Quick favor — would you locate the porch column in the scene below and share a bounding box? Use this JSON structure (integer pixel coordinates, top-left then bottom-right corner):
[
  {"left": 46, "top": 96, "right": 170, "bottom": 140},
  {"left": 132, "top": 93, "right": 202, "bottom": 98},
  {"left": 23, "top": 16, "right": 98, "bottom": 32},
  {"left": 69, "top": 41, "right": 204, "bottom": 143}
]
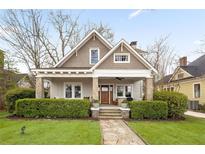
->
[
  {"left": 92, "top": 77, "right": 99, "bottom": 101},
  {"left": 36, "top": 77, "right": 44, "bottom": 98},
  {"left": 144, "top": 77, "right": 153, "bottom": 100}
]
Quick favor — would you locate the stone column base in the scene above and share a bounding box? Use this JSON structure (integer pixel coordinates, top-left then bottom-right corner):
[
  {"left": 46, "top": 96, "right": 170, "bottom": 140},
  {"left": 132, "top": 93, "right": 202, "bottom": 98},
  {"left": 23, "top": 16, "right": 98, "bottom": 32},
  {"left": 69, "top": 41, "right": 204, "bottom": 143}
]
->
[
  {"left": 120, "top": 108, "right": 130, "bottom": 119},
  {"left": 91, "top": 107, "right": 99, "bottom": 119}
]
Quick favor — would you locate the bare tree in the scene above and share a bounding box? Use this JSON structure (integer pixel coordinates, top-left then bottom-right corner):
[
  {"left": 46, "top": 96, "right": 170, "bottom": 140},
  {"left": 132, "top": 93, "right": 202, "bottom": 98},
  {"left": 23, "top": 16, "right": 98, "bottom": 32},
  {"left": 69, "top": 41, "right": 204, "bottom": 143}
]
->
[
  {"left": 83, "top": 21, "right": 114, "bottom": 44},
  {"left": 0, "top": 10, "right": 47, "bottom": 72},
  {"left": 194, "top": 39, "right": 205, "bottom": 55},
  {"left": 145, "top": 35, "right": 177, "bottom": 81},
  {"left": 49, "top": 10, "right": 81, "bottom": 59},
  {"left": 0, "top": 10, "right": 115, "bottom": 72}
]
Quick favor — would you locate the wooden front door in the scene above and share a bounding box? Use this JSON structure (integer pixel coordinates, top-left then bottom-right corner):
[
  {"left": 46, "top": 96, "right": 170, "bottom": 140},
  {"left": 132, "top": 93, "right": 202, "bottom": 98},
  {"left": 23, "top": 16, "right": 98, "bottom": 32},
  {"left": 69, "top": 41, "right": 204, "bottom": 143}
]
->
[{"left": 100, "top": 85, "right": 113, "bottom": 104}]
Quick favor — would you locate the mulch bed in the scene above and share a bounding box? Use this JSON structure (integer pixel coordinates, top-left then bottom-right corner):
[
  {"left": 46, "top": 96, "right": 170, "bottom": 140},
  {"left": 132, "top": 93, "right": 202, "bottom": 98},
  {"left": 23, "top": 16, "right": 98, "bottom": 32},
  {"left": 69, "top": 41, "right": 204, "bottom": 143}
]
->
[{"left": 6, "top": 114, "right": 98, "bottom": 121}]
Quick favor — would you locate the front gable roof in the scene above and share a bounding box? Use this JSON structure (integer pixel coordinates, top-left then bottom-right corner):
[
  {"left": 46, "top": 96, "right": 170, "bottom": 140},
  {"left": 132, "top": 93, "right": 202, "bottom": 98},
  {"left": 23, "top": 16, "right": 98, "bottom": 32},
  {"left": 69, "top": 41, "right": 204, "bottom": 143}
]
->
[
  {"left": 168, "top": 66, "right": 193, "bottom": 82},
  {"left": 54, "top": 29, "right": 113, "bottom": 68},
  {"left": 90, "top": 39, "right": 158, "bottom": 74}
]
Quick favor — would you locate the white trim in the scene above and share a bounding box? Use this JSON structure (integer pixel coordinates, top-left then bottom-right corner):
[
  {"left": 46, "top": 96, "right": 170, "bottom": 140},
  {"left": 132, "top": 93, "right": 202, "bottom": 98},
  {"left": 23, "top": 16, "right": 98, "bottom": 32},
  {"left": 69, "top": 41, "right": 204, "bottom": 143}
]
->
[
  {"left": 32, "top": 69, "right": 92, "bottom": 73},
  {"left": 193, "top": 82, "right": 201, "bottom": 99},
  {"left": 64, "top": 82, "right": 83, "bottom": 99},
  {"left": 93, "top": 69, "right": 152, "bottom": 78},
  {"left": 90, "top": 39, "right": 158, "bottom": 74},
  {"left": 89, "top": 47, "right": 100, "bottom": 65},
  {"left": 36, "top": 74, "right": 93, "bottom": 78},
  {"left": 116, "top": 84, "right": 133, "bottom": 98},
  {"left": 113, "top": 53, "right": 130, "bottom": 63},
  {"left": 54, "top": 29, "right": 113, "bottom": 67}
]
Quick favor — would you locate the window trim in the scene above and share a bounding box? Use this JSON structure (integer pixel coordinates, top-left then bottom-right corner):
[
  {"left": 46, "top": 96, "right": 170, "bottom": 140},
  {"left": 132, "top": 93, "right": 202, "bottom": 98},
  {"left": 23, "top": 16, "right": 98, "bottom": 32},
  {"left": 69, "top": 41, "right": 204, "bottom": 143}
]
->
[
  {"left": 64, "top": 82, "right": 83, "bottom": 99},
  {"left": 116, "top": 84, "right": 133, "bottom": 98},
  {"left": 89, "top": 48, "right": 100, "bottom": 65},
  {"left": 193, "top": 82, "right": 201, "bottom": 99},
  {"left": 113, "top": 53, "right": 130, "bottom": 63}
]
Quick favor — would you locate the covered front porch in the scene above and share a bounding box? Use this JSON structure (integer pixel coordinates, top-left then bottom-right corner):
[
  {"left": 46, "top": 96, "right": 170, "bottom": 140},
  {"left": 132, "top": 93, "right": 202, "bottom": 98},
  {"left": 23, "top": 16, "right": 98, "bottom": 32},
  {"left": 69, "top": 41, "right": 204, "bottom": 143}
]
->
[
  {"left": 33, "top": 68, "right": 154, "bottom": 104},
  {"left": 35, "top": 76, "right": 153, "bottom": 105}
]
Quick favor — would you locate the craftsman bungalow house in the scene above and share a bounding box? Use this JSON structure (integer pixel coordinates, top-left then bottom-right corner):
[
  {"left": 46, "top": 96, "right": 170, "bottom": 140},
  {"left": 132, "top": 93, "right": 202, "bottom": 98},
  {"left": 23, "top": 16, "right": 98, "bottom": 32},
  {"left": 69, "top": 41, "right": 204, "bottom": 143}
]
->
[{"left": 32, "top": 30, "right": 157, "bottom": 107}]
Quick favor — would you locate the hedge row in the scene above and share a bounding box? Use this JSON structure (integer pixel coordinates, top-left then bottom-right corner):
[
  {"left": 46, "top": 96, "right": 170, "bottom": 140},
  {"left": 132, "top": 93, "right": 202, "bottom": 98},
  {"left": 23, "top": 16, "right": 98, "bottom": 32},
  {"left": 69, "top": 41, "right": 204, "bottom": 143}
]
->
[
  {"left": 154, "top": 91, "right": 188, "bottom": 119},
  {"left": 129, "top": 100, "right": 168, "bottom": 120},
  {"left": 15, "top": 99, "right": 91, "bottom": 118},
  {"left": 5, "top": 88, "right": 35, "bottom": 113}
]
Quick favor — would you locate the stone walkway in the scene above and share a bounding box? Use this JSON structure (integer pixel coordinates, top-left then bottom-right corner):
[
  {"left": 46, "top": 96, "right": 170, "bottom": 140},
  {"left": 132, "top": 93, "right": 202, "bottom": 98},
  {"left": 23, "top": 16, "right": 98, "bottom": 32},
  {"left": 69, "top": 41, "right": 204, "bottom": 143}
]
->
[
  {"left": 185, "top": 111, "right": 205, "bottom": 118},
  {"left": 100, "top": 120, "right": 145, "bottom": 145}
]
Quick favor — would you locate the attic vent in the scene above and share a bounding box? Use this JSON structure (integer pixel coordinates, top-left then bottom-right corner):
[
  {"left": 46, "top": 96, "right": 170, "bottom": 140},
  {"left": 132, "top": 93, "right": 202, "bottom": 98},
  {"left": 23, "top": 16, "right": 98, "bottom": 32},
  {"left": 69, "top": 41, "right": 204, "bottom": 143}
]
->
[{"left": 177, "top": 73, "right": 184, "bottom": 79}]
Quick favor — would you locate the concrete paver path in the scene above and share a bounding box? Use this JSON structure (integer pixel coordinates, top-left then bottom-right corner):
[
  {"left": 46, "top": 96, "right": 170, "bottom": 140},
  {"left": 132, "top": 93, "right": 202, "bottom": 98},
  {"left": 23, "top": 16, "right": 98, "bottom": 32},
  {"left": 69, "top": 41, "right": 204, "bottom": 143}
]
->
[
  {"left": 100, "top": 119, "right": 145, "bottom": 145},
  {"left": 185, "top": 111, "right": 205, "bottom": 118}
]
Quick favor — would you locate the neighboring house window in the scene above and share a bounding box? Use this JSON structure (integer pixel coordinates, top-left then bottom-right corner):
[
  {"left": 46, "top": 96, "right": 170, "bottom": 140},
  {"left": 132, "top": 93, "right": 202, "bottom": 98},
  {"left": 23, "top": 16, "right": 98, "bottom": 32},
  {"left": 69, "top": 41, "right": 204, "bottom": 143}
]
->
[
  {"left": 167, "top": 87, "right": 170, "bottom": 91},
  {"left": 170, "top": 87, "right": 174, "bottom": 91},
  {"left": 177, "top": 73, "right": 184, "bottom": 79},
  {"left": 90, "top": 48, "right": 100, "bottom": 64},
  {"left": 117, "top": 85, "right": 132, "bottom": 98},
  {"left": 194, "top": 83, "right": 200, "bottom": 98},
  {"left": 65, "top": 83, "right": 82, "bottom": 99},
  {"left": 114, "top": 53, "right": 130, "bottom": 63}
]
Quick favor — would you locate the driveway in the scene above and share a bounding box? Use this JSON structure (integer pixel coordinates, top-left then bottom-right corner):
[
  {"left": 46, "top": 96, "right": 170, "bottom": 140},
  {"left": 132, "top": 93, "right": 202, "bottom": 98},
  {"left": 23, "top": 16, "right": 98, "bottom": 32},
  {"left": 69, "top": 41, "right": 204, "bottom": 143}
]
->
[
  {"left": 185, "top": 111, "right": 205, "bottom": 118},
  {"left": 100, "top": 119, "right": 145, "bottom": 145}
]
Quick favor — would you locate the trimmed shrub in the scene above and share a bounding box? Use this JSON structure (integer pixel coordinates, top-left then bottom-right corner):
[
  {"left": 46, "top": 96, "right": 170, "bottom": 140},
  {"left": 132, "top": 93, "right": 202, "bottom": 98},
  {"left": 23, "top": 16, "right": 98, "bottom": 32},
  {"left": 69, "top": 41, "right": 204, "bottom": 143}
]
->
[
  {"left": 15, "top": 98, "right": 91, "bottom": 118},
  {"left": 154, "top": 91, "right": 188, "bottom": 119},
  {"left": 5, "top": 88, "right": 35, "bottom": 113},
  {"left": 129, "top": 100, "right": 168, "bottom": 120}
]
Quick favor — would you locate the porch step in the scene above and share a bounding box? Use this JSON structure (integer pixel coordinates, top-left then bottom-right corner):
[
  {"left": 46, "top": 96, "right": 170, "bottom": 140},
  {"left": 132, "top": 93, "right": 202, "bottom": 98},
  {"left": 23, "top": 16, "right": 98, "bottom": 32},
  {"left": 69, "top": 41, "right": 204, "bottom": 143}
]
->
[
  {"left": 100, "top": 112, "right": 122, "bottom": 116},
  {"left": 99, "top": 108, "right": 122, "bottom": 119},
  {"left": 100, "top": 109, "right": 121, "bottom": 113},
  {"left": 99, "top": 115, "right": 123, "bottom": 119}
]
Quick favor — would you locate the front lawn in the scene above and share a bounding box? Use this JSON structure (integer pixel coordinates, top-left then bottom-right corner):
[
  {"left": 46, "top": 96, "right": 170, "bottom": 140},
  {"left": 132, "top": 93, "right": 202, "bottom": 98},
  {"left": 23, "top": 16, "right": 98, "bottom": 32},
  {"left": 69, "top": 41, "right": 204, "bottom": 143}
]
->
[
  {"left": 0, "top": 112, "right": 101, "bottom": 145},
  {"left": 128, "top": 116, "right": 205, "bottom": 145}
]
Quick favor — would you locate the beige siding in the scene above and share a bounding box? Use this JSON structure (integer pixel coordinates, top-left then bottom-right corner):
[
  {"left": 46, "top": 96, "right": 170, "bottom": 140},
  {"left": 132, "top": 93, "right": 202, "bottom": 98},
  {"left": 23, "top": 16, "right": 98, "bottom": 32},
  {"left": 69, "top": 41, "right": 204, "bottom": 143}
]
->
[
  {"left": 61, "top": 37, "right": 109, "bottom": 68},
  {"left": 97, "top": 46, "right": 147, "bottom": 69}
]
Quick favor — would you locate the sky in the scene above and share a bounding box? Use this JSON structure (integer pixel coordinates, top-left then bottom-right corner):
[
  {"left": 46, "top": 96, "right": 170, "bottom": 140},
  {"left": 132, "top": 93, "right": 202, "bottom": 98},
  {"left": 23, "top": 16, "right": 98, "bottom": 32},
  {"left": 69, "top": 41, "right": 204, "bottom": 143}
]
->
[{"left": 1, "top": 9, "right": 205, "bottom": 73}]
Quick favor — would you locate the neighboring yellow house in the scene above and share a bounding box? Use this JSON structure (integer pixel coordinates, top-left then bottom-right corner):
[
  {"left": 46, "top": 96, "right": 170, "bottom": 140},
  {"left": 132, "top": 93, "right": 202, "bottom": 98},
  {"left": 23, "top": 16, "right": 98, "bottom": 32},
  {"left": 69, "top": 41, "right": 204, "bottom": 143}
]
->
[{"left": 156, "top": 56, "right": 205, "bottom": 106}]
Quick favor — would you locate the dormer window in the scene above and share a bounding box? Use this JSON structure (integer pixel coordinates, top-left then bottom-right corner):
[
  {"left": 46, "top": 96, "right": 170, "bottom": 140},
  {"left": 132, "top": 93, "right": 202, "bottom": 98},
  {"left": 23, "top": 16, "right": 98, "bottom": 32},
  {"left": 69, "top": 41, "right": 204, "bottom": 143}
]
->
[
  {"left": 89, "top": 48, "right": 100, "bottom": 64},
  {"left": 114, "top": 53, "right": 130, "bottom": 63}
]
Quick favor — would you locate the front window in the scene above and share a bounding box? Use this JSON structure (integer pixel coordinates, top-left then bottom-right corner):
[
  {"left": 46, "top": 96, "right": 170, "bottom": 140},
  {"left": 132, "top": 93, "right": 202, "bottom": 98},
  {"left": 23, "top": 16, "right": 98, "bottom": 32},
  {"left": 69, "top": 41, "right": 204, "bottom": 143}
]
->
[
  {"left": 194, "top": 84, "right": 200, "bottom": 98},
  {"left": 114, "top": 53, "right": 130, "bottom": 63},
  {"left": 65, "top": 83, "right": 82, "bottom": 99},
  {"left": 74, "top": 85, "right": 81, "bottom": 98},
  {"left": 65, "top": 84, "right": 72, "bottom": 98},
  {"left": 117, "top": 85, "right": 124, "bottom": 97},
  {"left": 90, "top": 48, "right": 99, "bottom": 64},
  {"left": 117, "top": 85, "right": 132, "bottom": 98},
  {"left": 125, "top": 85, "right": 132, "bottom": 97}
]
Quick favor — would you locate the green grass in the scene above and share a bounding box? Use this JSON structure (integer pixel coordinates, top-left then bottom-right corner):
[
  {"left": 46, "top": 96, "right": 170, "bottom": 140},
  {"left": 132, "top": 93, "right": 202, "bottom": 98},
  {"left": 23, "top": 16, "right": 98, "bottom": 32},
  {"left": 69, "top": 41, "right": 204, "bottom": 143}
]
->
[
  {"left": 128, "top": 116, "right": 205, "bottom": 145},
  {"left": 0, "top": 112, "right": 101, "bottom": 145}
]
